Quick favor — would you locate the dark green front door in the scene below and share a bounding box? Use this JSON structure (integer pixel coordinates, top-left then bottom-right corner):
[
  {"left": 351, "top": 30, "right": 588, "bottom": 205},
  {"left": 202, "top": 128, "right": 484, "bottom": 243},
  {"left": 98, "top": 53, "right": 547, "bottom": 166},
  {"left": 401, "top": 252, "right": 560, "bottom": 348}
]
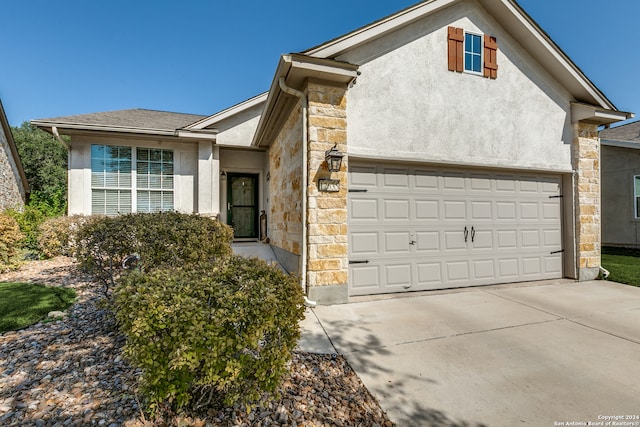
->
[{"left": 227, "top": 173, "right": 258, "bottom": 238}]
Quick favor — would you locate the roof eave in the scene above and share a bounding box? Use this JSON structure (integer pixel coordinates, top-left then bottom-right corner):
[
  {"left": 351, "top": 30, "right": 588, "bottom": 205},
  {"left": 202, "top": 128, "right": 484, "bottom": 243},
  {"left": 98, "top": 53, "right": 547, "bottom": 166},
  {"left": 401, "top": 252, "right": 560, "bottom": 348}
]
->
[
  {"left": 31, "top": 120, "right": 179, "bottom": 137},
  {"left": 252, "top": 54, "right": 359, "bottom": 148},
  {"left": 571, "top": 103, "right": 634, "bottom": 126}
]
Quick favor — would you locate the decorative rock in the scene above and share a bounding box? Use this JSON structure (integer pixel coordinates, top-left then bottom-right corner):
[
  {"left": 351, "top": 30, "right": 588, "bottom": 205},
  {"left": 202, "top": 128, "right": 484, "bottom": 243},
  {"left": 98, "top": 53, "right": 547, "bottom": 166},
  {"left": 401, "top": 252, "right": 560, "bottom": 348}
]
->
[
  {"left": 0, "top": 257, "right": 395, "bottom": 427},
  {"left": 47, "top": 311, "right": 66, "bottom": 319}
]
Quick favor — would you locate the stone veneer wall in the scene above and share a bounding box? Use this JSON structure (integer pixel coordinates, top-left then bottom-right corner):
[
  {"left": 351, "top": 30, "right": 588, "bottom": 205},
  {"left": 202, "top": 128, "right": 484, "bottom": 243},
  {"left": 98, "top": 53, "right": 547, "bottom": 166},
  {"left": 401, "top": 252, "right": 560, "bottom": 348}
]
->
[
  {"left": 268, "top": 102, "right": 304, "bottom": 257},
  {"left": 0, "top": 127, "right": 25, "bottom": 211},
  {"left": 573, "top": 122, "right": 600, "bottom": 280},
  {"left": 306, "top": 80, "right": 349, "bottom": 303}
]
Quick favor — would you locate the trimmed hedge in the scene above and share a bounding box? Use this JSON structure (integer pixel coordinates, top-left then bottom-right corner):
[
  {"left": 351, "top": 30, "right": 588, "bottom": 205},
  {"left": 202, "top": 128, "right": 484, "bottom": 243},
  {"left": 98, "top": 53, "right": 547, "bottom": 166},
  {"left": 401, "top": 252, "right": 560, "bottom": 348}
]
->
[
  {"left": 114, "top": 257, "right": 305, "bottom": 412},
  {"left": 74, "top": 212, "right": 234, "bottom": 296}
]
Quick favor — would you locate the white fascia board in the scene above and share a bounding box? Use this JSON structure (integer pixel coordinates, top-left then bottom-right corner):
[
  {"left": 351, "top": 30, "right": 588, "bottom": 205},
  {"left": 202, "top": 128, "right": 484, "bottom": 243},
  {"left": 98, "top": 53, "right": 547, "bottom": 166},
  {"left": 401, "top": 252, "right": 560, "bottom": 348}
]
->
[
  {"left": 305, "top": 0, "right": 457, "bottom": 58},
  {"left": 184, "top": 93, "right": 268, "bottom": 130},
  {"left": 30, "top": 121, "right": 176, "bottom": 136},
  {"left": 571, "top": 103, "right": 634, "bottom": 125}
]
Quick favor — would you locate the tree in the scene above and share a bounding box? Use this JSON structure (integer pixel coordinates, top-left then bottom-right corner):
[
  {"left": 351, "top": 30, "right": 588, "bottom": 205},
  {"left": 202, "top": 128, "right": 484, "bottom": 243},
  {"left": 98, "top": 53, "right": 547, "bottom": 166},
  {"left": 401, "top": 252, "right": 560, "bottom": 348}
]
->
[{"left": 11, "top": 122, "right": 68, "bottom": 212}]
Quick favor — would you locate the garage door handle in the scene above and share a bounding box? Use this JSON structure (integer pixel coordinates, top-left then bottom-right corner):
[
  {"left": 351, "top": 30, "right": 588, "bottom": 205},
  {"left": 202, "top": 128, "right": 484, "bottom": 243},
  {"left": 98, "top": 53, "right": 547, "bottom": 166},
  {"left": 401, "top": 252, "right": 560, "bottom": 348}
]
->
[
  {"left": 349, "top": 260, "right": 370, "bottom": 264},
  {"left": 464, "top": 226, "right": 469, "bottom": 243},
  {"left": 471, "top": 226, "right": 476, "bottom": 243}
]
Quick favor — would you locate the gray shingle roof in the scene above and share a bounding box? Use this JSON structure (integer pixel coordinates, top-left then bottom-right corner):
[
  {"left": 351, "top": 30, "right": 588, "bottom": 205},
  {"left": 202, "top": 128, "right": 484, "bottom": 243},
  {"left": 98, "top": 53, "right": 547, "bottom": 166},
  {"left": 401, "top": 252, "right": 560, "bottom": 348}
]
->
[
  {"left": 36, "top": 109, "right": 207, "bottom": 131},
  {"left": 600, "top": 120, "right": 640, "bottom": 143}
]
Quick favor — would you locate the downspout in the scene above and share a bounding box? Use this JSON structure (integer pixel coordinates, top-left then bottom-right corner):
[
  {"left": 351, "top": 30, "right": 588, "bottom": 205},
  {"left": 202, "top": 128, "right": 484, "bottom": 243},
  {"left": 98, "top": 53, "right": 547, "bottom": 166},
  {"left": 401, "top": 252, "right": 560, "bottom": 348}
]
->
[
  {"left": 51, "top": 126, "right": 70, "bottom": 150},
  {"left": 278, "top": 77, "right": 317, "bottom": 308}
]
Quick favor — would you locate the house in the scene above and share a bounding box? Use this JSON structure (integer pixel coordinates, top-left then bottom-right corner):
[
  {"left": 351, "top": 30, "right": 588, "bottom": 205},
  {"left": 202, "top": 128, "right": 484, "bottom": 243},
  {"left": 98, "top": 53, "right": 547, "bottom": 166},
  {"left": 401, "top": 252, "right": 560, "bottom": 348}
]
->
[
  {"left": 600, "top": 121, "right": 640, "bottom": 248},
  {"left": 0, "top": 99, "right": 29, "bottom": 210},
  {"left": 33, "top": 0, "right": 633, "bottom": 304}
]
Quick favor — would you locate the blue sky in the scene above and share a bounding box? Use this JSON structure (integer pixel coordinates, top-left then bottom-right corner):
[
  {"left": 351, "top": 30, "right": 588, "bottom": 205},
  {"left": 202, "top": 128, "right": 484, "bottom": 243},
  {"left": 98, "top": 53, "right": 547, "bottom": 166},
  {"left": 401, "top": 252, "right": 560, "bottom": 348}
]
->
[{"left": 1, "top": 0, "right": 638, "bottom": 126}]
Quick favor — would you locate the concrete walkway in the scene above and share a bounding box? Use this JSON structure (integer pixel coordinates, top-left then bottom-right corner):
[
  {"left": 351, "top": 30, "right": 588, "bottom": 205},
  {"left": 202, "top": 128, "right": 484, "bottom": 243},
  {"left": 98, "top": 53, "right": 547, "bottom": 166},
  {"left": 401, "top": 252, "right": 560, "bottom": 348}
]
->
[{"left": 299, "top": 280, "right": 640, "bottom": 426}]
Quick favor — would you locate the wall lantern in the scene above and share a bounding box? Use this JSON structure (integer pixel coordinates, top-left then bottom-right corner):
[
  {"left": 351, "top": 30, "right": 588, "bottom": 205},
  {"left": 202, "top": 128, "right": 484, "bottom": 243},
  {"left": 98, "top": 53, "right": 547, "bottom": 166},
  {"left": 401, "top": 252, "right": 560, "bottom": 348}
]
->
[
  {"left": 318, "top": 178, "right": 341, "bottom": 192},
  {"left": 324, "top": 144, "right": 344, "bottom": 173}
]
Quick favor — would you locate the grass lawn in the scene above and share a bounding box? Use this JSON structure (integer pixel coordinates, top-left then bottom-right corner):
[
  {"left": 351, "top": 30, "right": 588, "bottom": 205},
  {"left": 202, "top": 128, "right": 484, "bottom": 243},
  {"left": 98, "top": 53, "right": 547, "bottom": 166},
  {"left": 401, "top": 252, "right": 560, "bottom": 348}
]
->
[
  {"left": 602, "top": 247, "right": 640, "bottom": 287},
  {"left": 0, "top": 282, "right": 77, "bottom": 333}
]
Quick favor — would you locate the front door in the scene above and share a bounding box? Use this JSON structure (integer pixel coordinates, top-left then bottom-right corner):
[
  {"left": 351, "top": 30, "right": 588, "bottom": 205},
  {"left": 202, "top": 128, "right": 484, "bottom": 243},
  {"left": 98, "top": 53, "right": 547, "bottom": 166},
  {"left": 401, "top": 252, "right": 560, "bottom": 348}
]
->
[{"left": 227, "top": 173, "right": 259, "bottom": 239}]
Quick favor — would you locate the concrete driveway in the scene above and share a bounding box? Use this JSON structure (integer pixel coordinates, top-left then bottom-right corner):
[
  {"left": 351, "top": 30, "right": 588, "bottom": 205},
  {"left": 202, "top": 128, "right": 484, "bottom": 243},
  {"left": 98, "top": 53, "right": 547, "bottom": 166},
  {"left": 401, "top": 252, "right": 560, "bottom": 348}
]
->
[{"left": 302, "top": 280, "right": 640, "bottom": 426}]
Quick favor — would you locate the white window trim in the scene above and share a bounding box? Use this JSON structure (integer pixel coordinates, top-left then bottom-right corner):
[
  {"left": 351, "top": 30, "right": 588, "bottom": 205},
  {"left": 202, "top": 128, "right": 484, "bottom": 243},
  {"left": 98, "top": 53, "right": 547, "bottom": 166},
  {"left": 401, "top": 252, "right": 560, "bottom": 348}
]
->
[
  {"left": 91, "top": 144, "right": 175, "bottom": 215},
  {"left": 463, "top": 31, "right": 483, "bottom": 76},
  {"left": 634, "top": 175, "right": 640, "bottom": 219}
]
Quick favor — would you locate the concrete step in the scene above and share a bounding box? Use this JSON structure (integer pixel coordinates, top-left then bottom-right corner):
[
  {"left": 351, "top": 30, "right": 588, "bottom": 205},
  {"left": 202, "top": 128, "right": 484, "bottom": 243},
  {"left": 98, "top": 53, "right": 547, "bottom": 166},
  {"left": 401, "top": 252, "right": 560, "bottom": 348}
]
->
[{"left": 231, "top": 242, "right": 286, "bottom": 272}]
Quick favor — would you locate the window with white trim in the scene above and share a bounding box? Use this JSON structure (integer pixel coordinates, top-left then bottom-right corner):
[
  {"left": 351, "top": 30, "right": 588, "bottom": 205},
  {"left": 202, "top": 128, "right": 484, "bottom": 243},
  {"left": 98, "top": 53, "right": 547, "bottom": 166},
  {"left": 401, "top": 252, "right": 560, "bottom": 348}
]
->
[
  {"left": 91, "top": 144, "right": 174, "bottom": 215},
  {"left": 464, "top": 32, "right": 482, "bottom": 73},
  {"left": 635, "top": 176, "right": 640, "bottom": 218}
]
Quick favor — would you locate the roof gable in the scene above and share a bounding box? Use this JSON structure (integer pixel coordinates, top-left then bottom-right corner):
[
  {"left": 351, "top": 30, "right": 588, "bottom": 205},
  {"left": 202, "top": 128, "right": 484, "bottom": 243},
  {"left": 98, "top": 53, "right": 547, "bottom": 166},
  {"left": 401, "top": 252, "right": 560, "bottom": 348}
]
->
[
  {"left": 302, "top": 0, "right": 625, "bottom": 113},
  {"left": 0, "top": 99, "right": 29, "bottom": 197}
]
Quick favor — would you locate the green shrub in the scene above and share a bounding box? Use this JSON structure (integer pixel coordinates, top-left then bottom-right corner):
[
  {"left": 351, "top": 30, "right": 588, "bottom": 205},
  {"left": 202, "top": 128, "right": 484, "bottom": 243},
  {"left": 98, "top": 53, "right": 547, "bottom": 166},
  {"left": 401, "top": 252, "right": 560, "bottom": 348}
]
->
[
  {"left": 75, "top": 212, "right": 234, "bottom": 296},
  {"left": 38, "top": 215, "right": 92, "bottom": 258},
  {"left": 114, "top": 256, "right": 305, "bottom": 413},
  {"left": 0, "top": 213, "right": 25, "bottom": 272}
]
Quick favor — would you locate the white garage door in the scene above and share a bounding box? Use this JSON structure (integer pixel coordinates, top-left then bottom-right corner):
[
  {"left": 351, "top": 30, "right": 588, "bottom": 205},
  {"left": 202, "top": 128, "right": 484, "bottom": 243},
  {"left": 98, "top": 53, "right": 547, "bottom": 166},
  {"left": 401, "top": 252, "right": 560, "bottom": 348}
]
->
[{"left": 348, "top": 162, "right": 564, "bottom": 296}]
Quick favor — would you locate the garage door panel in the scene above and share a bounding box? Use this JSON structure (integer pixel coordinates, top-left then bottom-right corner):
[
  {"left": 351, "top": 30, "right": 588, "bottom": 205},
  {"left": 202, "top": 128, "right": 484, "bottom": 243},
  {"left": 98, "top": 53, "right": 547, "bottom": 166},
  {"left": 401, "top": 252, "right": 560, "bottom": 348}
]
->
[
  {"left": 384, "top": 199, "right": 410, "bottom": 220},
  {"left": 351, "top": 264, "right": 381, "bottom": 291},
  {"left": 471, "top": 201, "right": 492, "bottom": 220},
  {"left": 350, "top": 198, "right": 378, "bottom": 220},
  {"left": 496, "top": 202, "right": 517, "bottom": 220},
  {"left": 415, "top": 200, "right": 439, "bottom": 220},
  {"left": 520, "top": 202, "right": 540, "bottom": 219},
  {"left": 446, "top": 260, "right": 471, "bottom": 282},
  {"left": 472, "top": 259, "right": 496, "bottom": 280},
  {"left": 351, "top": 232, "right": 379, "bottom": 255},
  {"left": 386, "top": 264, "right": 412, "bottom": 288},
  {"left": 542, "top": 202, "right": 561, "bottom": 220},
  {"left": 414, "top": 170, "right": 439, "bottom": 188},
  {"left": 383, "top": 168, "right": 410, "bottom": 188},
  {"left": 443, "top": 174, "right": 465, "bottom": 190},
  {"left": 445, "top": 230, "right": 467, "bottom": 250},
  {"left": 497, "top": 230, "right": 518, "bottom": 249},
  {"left": 444, "top": 201, "right": 466, "bottom": 219},
  {"left": 544, "top": 255, "right": 563, "bottom": 274},
  {"left": 349, "top": 163, "right": 564, "bottom": 296},
  {"left": 416, "top": 262, "right": 442, "bottom": 286},
  {"left": 522, "top": 257, "right": 542, "bottom": 275},
  {"left": 470, "top": 174, "right": 492, "bottom": 192},
  {"left": 471, "top": 230, "right": 493, "bottom": 249},
  {"left": 350, "top": 166, "right": 378, "bottom": 187},
  {"left": 415, "top": 231, "right": 441, "bottom": 252},
  {"left": 384, "top": 232, "right": 411, "bottom": 254},
  {"left": 498, "top": 258, "right": 519, "bottom": 277},
  {"left": 521, "top": 230, "right": 541, "bottom": 248}
]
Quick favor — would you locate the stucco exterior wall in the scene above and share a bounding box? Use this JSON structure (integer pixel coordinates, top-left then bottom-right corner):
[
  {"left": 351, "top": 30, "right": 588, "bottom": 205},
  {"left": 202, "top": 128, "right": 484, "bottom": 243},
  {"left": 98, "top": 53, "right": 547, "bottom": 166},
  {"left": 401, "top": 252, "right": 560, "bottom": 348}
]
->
[
  {"left": 268, "top": 102, "right": 303, "bottom": 257},
  {"left": 67, "top": 135, "right": 198, "bottom": 215},
  {"left": 0, "top": 126, "right": 26, "bottom": 210},
  {"left": 601, "top": 145, "right": 640, "bottom": 247},
  {"left": 338, "top": 0, "right": 574, "bottom": 173},
  {"left": 214, "top": 104, "right": 262, "bottom": 147}
]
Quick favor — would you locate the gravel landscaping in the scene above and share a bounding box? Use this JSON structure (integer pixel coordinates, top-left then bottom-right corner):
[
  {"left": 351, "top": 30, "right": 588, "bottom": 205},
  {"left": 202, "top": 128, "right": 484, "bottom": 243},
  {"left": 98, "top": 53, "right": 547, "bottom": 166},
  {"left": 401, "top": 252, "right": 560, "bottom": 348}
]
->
[{"left": 0, "top": 258, "right": 393, "bottom": 426}]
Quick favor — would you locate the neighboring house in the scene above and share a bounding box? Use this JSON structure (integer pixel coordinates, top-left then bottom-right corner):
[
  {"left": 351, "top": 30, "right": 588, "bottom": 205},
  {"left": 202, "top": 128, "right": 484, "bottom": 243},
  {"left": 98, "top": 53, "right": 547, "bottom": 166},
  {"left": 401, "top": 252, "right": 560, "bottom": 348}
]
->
[
  {"left": 0, "top": 99, "right": 29, "bottom": 210},
  {"left": 33, "top": 0, "right": 633, "bottom": 304},
  {"left": 600, "top": 121, "right": 640, "bottom": 248}
]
